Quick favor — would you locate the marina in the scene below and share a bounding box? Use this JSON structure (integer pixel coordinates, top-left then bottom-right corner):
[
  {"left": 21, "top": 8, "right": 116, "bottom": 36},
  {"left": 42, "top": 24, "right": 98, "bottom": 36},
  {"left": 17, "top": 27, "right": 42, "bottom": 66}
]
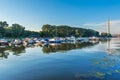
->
[
  {"left": 0, "top": 38, "right": 120, "bottom": 80},
  {"left": 0, "top": 37, "right": 109, "bottom": 47},
  {"left": 0, "top": 0, "right": 120, "bottom": 80}
]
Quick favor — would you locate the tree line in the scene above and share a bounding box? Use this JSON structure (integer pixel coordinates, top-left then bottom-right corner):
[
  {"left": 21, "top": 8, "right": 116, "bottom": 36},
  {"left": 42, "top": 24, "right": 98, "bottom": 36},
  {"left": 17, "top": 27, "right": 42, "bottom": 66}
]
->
[
  {"left": 0, "top": 21, "right": 111, "bottom": 38},
  {"left": 39, "top": 24, "right": 111, "bottom": 37},
  {"left": 0, "top": 21, "right": 39, "bottom": 38}
]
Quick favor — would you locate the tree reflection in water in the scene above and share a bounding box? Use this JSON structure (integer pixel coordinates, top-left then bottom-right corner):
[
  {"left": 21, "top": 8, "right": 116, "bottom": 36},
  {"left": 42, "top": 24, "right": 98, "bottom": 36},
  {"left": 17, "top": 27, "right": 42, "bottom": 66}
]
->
[
  {"left": 0, "top": 48, "right": 9, "bottom": 59},
  {"left": 0, "top": 45, "right": 26, "bottom": 59},
  {"left": 0, "top": 39, "right": 113, "bottom": 60},
  {"left": 0, "top": 41, "right": 99, "bottom": 59},
  {"left": 42, "top": 42, "right": 99, "bottom": 54}
]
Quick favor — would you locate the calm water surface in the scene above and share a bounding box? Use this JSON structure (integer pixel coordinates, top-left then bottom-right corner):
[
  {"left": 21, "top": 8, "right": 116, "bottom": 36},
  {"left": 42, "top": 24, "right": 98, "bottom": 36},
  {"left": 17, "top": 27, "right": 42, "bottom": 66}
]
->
[{"left": 0, "top": 38, "right": 120, "bottom": 80}]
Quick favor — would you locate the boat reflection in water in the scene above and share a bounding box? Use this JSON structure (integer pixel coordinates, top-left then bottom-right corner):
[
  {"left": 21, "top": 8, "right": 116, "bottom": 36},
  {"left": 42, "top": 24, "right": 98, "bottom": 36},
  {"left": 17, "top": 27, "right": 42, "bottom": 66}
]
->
[
  {"left": 1, "top": 38, "right": 116, "bottom": 59},
  {"left": 0, "top": 40, "right": 99, "bottom": 59}
]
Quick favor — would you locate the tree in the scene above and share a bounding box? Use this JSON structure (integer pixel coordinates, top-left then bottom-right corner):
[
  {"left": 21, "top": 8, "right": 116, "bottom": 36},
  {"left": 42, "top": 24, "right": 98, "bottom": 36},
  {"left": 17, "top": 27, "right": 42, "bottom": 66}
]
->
[
  {"left": 11, "top": 24, "right": 25, "bottom": 37},
  {"left": 101, "top": 32, "right": 112, "bottom": 37},
  {"left": 0, "top": 21, "right": 8, "bottom": 37},
  {"left": 41, "top": 24, "right": 100, "bottom": 37},
  {"left": 4, "top": 27, "right": 12, "bottom": 37}
]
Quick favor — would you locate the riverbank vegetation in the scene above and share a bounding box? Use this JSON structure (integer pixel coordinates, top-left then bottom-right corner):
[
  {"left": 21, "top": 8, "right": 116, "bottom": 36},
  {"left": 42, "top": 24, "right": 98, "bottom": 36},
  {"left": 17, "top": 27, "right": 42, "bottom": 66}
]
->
[
  {"left": 40, "top": 24, "right": 112, "bottom": 37},
  {"left": 40, "top": 24, "right": 99, "bottom": 37},
  {"left": 0, "top": 21, "right": 111, "bottom": 38},
  {"left": 0, "top": 21, "right": 39, "bottom": 38}
]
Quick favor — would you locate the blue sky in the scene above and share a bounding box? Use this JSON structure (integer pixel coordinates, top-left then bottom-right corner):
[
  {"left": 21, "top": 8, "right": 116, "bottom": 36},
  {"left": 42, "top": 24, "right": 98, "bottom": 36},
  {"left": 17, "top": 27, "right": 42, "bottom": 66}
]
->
[{"left": 0, "top": 0, "right": 120, "bottom": 33}]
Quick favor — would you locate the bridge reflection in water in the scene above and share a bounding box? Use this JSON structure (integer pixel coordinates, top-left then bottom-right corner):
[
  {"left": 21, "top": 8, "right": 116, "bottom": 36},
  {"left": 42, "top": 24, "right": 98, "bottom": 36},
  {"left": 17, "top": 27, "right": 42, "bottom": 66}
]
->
[{"left": 106, "top": 38, "right": 120, "bottom": 55}]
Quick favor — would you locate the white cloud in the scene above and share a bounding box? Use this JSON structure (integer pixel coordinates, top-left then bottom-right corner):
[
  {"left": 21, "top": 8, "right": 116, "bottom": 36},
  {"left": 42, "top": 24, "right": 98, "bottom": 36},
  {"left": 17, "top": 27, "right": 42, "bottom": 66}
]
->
[{"left": 82, "top": 20, "right": 120, "bottom": 34}]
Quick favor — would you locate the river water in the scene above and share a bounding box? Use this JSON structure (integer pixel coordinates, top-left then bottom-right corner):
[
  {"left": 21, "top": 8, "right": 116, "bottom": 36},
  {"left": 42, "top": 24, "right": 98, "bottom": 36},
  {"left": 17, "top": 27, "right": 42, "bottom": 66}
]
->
[{"left": 0, "top": 38, "right": 120, "bottom": 80}]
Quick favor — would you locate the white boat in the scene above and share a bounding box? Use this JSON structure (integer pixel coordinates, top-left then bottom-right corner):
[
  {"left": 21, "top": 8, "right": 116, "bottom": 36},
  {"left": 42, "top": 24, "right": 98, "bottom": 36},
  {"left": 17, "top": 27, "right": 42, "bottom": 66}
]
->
[
  {"left": 0, "top": 39, "right": 8, "bottom": 46},
  {"left": 40, "top": 39, "right": 47, "bottom": 43},
  {"left": 89, "top": 36, "right": 99, "bottom": 41},
  {"left": 76, "top": 37, "right": 89, "bottom": 42},
  {"left": 22, "top": 40, "right": 28, "bottom": 46},
  {"left": 65, "top": 36, "right": 76, "bottom": 43},
  {"left": 28, "top": 39, "right": 35, "bottom": 44},
  {"left": 14, "top": 39, "right": 22, "bottom": 45},
  {"left": 70, "top": 36, "right": 76, "bottom": 42},
  {"left": 60, "top": 38, "right": 66, "bottom": 43},
  {"left": 49, "top": 37, "right": 61, "bottom": 43}
]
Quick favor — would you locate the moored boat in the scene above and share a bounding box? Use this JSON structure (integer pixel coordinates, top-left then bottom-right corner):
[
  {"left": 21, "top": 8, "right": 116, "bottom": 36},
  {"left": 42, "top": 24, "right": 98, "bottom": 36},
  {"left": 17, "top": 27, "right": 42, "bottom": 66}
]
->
[
  {"left": 0, "top": 39, "right": 8, "bottom": 46},
  {"left": 49, "top": 37, "right": 61, "bottom": 43}
]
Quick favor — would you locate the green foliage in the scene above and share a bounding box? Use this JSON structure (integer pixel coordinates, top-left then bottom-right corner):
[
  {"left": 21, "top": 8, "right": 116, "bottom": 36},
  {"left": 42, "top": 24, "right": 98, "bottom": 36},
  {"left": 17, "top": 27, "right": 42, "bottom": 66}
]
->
[
  {"left": 40, "top": 24, "right": 100, "bottom": 37},
  {"left": 11, "top": 24, "right": 25, "bottom": 37},
  {"left": 0, "top": 21, "right": 8, "bottom": 37},
  {"left": 4, "top": 24, "right": 25, "bottom": 38},
  {"left": 100, "top": 32, "right": 112, "bottom": 37},
  {"left": 0, "top": 21, "right": 112, "bottom": 38},
  {"left": 0, "top": 21, "right": 40, "bottom": 38}
]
